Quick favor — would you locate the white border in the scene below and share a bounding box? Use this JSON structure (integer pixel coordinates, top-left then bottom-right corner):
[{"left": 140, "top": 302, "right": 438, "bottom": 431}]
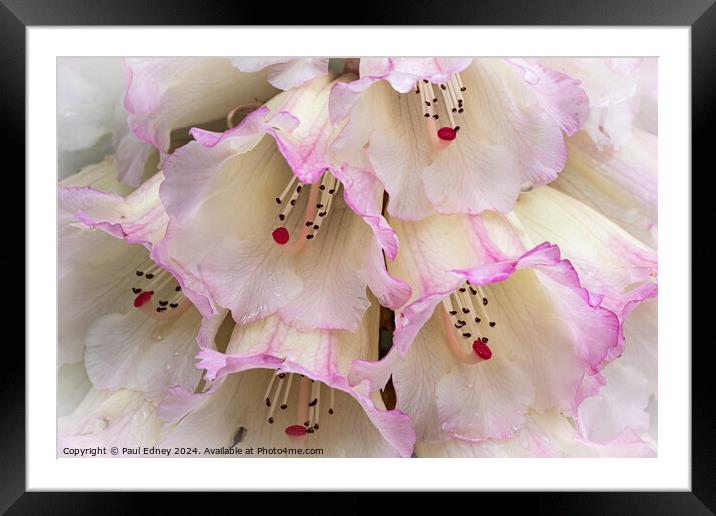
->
[{"left": 28, "top": 27, "right": 690, "bottom": 490}]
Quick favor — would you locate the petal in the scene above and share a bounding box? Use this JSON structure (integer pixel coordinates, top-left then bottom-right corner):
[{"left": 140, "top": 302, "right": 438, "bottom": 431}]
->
[
  {"left": 506, "top": 58, "right": 589, "bottom": 136},
  {"left": 264, "top": 74, "right": 341, "bottom": 183},
  {"left": 199, "top": 236, "right": 303, "bottom": 325},
  {"left": 332, "top": 164, "right": 399, "bottom": 260},
  {"left": 231, "top": 57, "right": 330, "bottom": 90},
  {"left": 114, "top": 132, "right": 156, "bottom": 187},
  {"left": 84, "top": 309, "right": 204, "bottom": 403},
  {"left": 578, "top": 297, "right": 657, "bottom": 441},
  {"left": 124, "top": 57, "right": 278, "bottom": 156},
  {"left": 331, "top": 78, "right": 438, "bottom": 220},
  {"left": 552, "top": 129, "right": 657, "bottom": 246},
  {"left": 543, "top": 58, "right": 640, "bottom": 149},
  {"left": 58, "top": 231, "right": 150, "bottom": 365},
  {"left": 60, "top": 170, "right": 169, "bottom": 248},
  {"left": 509, "top": 185, "right": 657, "bottom": 311},
  {"left": 58, "top": 388, "right": 163, "bottom": 452},
  {"left": 457, "top": 59, "right": 571, "bottom": 188}
]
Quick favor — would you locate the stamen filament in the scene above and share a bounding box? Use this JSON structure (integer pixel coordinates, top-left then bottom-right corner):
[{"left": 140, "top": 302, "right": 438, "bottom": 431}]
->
[
  {"left": 280, "top": 373, "right": 294, "bottom": 409},
  {"left": 263, "top": 373, "right": 277, "bottom": 408},
  {"left": 440, "top": 306, "right": 484, "bottom": 365},
  {"left": 267, "top": 373, "right": 285, "bottom": 423},
  {"left": 439, "top": 85, "right": 457, "bottom": 129}
]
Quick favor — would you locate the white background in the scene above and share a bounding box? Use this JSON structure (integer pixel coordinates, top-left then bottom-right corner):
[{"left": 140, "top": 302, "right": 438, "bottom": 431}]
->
[{"left": 28, "top": 27, "right": 690, "bottom": 490}]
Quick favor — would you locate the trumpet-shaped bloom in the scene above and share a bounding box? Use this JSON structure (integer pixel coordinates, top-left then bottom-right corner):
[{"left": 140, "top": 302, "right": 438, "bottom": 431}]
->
[
  {"left": 350, "top": 188, "right": 656, "bottom": 450},
  {"left": 60, "top": 158, "right": 207, "bottom": 404},
  {"left": 329, "top": 58, "right": 589, "bottom": 219},
  {"left": 154, "top": 74, "right": 409, "bottom": 330},
  {"left": 157, "top": 302, "right": 416, "bottom": 457}
]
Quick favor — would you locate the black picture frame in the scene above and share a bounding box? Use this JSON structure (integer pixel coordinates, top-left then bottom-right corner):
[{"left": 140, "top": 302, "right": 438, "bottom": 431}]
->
[{"left": 7, "top": 0, "right": 709, "bottom": 512}]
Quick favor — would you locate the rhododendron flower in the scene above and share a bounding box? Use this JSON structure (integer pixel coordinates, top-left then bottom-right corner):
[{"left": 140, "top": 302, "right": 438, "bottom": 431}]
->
[
  {"left": 155, "top": 73, "right": 410, "bottom": 330},
  {"left": 157, "top": 303, "right": 415, "bottom": 457},
  {"left": 349, "top": 185, "right": 656, "bottom": 455},
  {"left": 59, "top": 161, "right": 207, "bottom": 407},
  {"left": 328, "top": 58, "right": 589, "bottom": 219}
]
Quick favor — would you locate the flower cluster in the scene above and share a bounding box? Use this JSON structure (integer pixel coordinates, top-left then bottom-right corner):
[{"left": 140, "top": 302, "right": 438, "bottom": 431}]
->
[{"left": 58, "top": 57, "right": 657, "bottom": 457}]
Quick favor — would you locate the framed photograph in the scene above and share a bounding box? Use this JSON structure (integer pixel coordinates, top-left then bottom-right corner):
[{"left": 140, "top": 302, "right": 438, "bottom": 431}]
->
[{"left": 11, "top": 0, "right": 709, "bottom": 511}]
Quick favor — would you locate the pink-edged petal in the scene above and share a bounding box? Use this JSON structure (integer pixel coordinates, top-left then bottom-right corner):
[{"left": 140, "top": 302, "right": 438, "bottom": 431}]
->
[
  {"left": 84, "top": 308, "right": 203, "bottom": 403},
  {"left": 578, "top": 297, "right": 657, "bottom": 441},
  {"left": 331, "top": 164, "right": 399, "bottom": 260},
  {"left": 123, "top": 57, "right": 277, "bottom": 157},
  {"left": 328, "top": 75, "right": 376, "bottom": 126},
  {"left": 263, "top": 74, "right": 340, "bottom": 184},
  {"left": 114, "top": 132, "right": 155, "bottom": 187},
  {"left": 510, "top": 185, "right": 657, "bottom": 313},
  {"left": 195, "top": 309, "right": 232, "bottom": 350},
  {"left": 542, "top": 58, "right": 641, "bottom": 149},
  {"left": 507, "top": 58, "right": 589, "bottom": 136},
  {"left": 359, "top": 58, "right": 473, "bottom": 93},
  {"left": 60, "top": 170, "right": 168, "bottom": 248},
  {"left": 231, "top": 57, "right": 330, "bottom": 90},
  {"left": 160, "top": 107, "right": 275, "bottom": 224}
]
